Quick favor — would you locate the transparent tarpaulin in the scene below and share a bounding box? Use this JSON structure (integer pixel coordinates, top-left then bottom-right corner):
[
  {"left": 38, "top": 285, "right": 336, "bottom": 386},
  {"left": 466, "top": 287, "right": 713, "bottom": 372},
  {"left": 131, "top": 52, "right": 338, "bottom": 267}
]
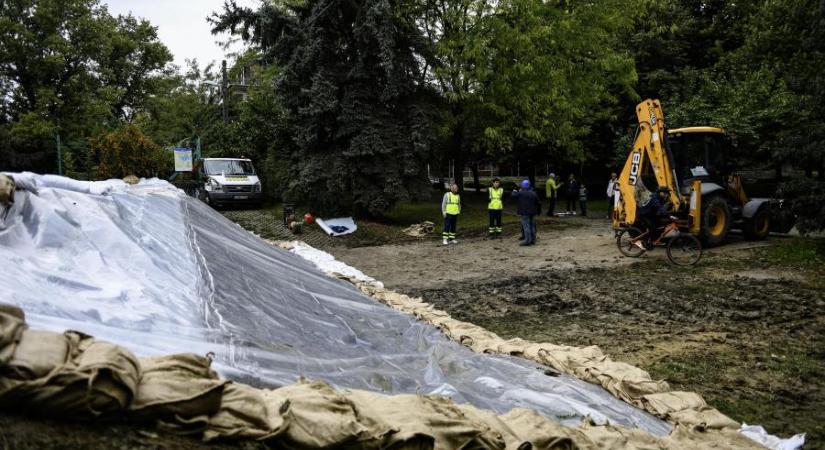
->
[{"left": 0, "top": 174, "right": 670, "bottom": 436}]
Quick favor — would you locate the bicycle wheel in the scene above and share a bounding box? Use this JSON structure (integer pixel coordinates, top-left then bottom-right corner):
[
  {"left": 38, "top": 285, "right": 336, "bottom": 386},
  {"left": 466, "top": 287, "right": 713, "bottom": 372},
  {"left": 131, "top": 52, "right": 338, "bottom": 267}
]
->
[
  {"left": 617, "top": 227, "right": 646, "bottom": 257},
  {"left": 666, "top": 234, "right": 703, "bottom": 266}
]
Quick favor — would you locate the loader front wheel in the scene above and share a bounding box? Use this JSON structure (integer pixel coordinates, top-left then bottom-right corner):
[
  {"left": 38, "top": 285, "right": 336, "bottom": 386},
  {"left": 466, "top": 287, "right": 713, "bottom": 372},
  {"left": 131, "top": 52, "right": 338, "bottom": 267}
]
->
[
  {"left": 701, "top": 195, "right": 731, "bottom": 247},
  {"left": 744, "top": 207, "right": 771, "bottom": 240}
]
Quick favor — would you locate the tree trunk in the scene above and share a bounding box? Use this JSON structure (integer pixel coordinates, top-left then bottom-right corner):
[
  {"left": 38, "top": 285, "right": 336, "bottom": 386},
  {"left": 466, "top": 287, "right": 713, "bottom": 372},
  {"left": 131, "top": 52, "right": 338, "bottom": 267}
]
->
[
  {"left": 471, "top": 163, "right": 481, "bottom": 194},
  {"left": 451, "top": 110, "right": 465, "bottom": 192}
]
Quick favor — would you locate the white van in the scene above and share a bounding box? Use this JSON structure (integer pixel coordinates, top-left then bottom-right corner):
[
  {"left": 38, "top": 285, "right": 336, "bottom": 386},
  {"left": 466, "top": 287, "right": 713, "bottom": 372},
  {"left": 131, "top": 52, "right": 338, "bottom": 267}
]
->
[{"left": 199, "top": 158, "right": 263, "bottom": 207}]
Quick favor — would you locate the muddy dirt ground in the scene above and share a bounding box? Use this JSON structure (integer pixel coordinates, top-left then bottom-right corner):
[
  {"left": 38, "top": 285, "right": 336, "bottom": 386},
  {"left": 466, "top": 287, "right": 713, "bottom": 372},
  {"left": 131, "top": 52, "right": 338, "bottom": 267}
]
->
[{"left": 333, "top": 217, "right": 825, "bottom": 447}]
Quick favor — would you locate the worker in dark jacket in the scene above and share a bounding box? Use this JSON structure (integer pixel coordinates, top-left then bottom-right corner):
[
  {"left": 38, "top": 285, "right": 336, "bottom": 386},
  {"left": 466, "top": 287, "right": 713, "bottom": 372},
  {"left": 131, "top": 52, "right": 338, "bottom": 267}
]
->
[
  {"left": 511, "top": 179, "right": 542, "bottom": 246},
  {"left": 565, "top": 174, "right": 580, "bottom": 214},
  {"left": 637, "top": 186, "right": 671, "bottom": 246}
]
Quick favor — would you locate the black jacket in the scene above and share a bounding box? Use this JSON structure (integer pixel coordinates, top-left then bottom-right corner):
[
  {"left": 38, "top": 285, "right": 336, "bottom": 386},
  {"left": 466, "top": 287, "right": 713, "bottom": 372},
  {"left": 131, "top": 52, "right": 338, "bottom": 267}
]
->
[
  {"left": 566, "top": 179, "right": 580, "bottom": 196},
  {"left": 638, "top": 194, "right": 668, "bottom": 218},
  {"left": 511, "top": 188, "right": 541, "bottom": 215}
]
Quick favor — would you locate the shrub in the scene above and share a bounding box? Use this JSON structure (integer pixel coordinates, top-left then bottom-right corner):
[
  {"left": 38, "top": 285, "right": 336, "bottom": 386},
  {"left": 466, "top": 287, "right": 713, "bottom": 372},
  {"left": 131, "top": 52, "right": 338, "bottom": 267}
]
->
[{"left": 90, "top": 125, "right": 168, "bottom": 180}]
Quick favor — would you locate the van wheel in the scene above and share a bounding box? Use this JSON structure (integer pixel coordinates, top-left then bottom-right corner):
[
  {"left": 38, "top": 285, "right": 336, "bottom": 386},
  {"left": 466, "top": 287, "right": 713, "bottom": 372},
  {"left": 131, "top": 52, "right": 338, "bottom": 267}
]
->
[
  {"left": 701, "top": 195, "right": 731, "bottom": 247},
  {"left": 744, "top": 207, "right": 771, "bottom": 240}
]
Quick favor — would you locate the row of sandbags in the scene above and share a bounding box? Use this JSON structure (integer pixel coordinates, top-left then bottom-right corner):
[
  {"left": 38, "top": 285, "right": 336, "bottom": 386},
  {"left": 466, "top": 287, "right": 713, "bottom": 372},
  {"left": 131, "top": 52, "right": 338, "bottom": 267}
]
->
[
  {"left": 338, "top": 278, "right": 765, "bottom": 445},
  {"left": 0, "top": 303, "right": 763, "bottom": 449}
]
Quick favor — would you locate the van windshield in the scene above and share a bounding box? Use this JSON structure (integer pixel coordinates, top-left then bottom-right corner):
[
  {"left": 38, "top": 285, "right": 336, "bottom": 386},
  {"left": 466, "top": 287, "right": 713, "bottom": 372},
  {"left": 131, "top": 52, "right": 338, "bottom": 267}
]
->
[{"left": 204, "top": 160, "right": 255, "bottom": 175}]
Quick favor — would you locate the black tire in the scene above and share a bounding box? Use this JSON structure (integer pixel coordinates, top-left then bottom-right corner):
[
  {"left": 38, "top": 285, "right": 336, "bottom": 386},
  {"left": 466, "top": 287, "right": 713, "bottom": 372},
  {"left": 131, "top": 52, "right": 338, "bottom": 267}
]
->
[
  {"left": 701, "top": 195, "right": 731, "bottom": 246},
  {"left": 617, "top": 227, "right": 646, "bottom": 257},
  {"left": 667, "top": 234, "right": 703, "bottom": 266},
  {"left": 743, "top": 207, "right": 771, "bottom": 240}
]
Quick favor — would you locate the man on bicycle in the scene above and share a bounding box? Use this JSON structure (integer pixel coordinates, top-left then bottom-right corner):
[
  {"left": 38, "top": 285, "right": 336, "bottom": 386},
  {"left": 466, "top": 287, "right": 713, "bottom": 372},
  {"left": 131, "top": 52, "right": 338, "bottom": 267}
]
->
[{"left": 637, "top": 186, "right": 671, "bottom": 248}]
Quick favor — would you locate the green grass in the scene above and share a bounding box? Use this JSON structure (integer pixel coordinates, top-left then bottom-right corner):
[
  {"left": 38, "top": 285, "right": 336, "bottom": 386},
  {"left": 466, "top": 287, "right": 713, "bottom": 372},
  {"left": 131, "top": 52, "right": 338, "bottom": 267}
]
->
[
  {"left": 220, "top": 188, "right": 603, "bottom": 247},
  {"left": 649, "top": 348, "right": 825, "bottom": 444},
  {"left": 759, "top": 237, "right": 825, "bottom": 268}
]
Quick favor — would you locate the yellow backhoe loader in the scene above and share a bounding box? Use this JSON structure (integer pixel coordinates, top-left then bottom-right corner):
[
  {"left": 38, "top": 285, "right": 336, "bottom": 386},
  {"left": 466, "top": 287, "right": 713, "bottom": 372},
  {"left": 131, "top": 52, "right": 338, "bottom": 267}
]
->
[{"left": 612, "top": 99, "right": 794, "bottom": 245}]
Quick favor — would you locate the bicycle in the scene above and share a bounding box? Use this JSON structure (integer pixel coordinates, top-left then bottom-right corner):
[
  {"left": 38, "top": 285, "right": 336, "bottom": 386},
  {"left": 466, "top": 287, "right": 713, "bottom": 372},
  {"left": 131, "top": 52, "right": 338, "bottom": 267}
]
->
[{"left": 616, "top": 216, "right": 703, "bottom": 266}]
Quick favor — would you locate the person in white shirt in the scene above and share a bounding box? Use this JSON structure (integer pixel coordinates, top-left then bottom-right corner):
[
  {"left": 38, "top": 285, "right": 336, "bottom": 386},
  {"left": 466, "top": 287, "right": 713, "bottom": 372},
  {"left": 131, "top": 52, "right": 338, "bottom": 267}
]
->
[{"left": 606, "top": 172, "right": 618, "bottom": 219}]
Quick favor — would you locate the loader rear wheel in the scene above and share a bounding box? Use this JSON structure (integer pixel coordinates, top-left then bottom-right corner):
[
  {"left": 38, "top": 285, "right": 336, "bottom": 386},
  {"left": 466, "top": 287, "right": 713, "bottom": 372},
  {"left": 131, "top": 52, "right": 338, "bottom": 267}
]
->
[
  {"left": 743, "top": 207, "right": 771, "bottom": 240},
  {"left": 701, "top": 195, "right": 731, "bottom": 247},
  {"left": 617, "top": 227, "right": 646, "bottom": 257}
]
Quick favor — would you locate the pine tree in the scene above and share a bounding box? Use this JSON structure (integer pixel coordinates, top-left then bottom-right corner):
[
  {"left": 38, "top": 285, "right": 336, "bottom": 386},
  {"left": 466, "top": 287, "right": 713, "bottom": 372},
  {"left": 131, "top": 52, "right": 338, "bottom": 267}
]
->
[{"left": 212, "top": 0, "right": 432, "bottom": 216}]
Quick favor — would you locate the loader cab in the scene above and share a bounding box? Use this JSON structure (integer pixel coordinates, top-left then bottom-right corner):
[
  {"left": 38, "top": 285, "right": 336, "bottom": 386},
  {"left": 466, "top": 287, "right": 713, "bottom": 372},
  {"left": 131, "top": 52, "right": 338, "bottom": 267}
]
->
[{"left": 667, "top": 127, "right": 731, "bottom": 186}]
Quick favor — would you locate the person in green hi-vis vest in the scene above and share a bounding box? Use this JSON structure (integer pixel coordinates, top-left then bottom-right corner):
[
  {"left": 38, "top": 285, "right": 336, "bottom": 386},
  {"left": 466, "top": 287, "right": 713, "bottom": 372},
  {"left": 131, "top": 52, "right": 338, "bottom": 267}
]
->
[
  {"left": 487, "top": 178, "right": 504, "bottom": 239},
  {"left": 441, "top": 183, "right": 461, "bottom": 245},
  {"left": 545, "top": 173, "right": 558, "bottom": 217}
]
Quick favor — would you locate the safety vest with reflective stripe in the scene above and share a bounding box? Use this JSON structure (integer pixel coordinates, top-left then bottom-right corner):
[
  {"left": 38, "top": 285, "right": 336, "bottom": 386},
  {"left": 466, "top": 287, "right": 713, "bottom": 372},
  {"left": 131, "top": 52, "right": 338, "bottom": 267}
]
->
[
  {"left": 488, "top": 187, "right": 503, "bottom": 210},
  {"left": 445, "top": 192, "right": 461, "bottom": 215}
]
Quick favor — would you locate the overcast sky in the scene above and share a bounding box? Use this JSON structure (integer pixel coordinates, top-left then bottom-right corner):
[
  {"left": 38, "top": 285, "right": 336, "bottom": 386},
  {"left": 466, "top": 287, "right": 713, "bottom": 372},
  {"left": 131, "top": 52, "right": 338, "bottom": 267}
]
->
[{"left": 103, "top": 0, "right": 259, "bottom": 69}]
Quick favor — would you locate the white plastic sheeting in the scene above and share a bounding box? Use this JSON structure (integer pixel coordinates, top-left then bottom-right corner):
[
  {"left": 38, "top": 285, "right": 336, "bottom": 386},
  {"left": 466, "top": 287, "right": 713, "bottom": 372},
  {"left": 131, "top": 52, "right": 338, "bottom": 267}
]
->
[
  {"left": 1, "top": 174, "right": 675, "bottom": 435},
  {"left": 285, "top": 241, "right": 381, "bottom": 287},
  {"left": 316, "top": 217, "right": 357, "bottom": 236},
  {"left": 740, "top": 424, "right": 805, "bottom": 450}
]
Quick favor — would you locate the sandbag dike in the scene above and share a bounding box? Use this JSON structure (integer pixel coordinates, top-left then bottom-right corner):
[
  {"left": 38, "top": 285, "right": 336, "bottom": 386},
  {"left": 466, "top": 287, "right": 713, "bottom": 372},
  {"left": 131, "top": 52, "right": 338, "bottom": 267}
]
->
[
  {"left": 0, "top": 174, "right": 764, "bottom": 448},
  {"left": 0, "top": 304, "right": 766, "bottom": 448}
]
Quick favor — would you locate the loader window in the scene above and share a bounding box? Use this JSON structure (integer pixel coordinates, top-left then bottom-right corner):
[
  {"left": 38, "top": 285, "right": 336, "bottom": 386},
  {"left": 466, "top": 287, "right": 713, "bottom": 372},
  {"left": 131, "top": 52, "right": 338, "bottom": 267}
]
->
[
  {"left": 705, "top": 135, "right": 728, "bottom": 175},
  {"left": 669, "top": 132, "right": 726, "bottom": 180}
]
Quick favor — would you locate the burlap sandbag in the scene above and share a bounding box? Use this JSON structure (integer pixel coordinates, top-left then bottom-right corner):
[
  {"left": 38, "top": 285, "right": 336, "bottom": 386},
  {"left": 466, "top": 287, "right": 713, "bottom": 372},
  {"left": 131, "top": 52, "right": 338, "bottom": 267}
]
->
[
  {"left": 0, "top": 305, "right": 25, "bottom": 366},
  {"left": 346, "top": 389, "right": 508, "bottom": 450},
  {"left": 0, "top": 328, "right": 140, "bottom": 417},
  {"left": 130, "top": 353, "right": 228, "bottom": 434},
  {"left": 206, "top": 379, "right": 377, "bottom": 446},
  {"left": 0, "top": 173, "right": 15, "bottom": 208},
  {"left": 204, "top": 382, "right": 289, "bottom": 441}
]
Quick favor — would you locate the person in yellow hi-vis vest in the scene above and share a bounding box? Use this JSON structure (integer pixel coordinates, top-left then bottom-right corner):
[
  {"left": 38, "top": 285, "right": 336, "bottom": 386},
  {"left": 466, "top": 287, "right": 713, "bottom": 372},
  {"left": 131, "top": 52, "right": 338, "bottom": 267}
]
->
[
  {"left": 545, "top": 173, "right": 558, "bottom": 216},
  {"left": 487, "top": 178, "right": 504, "bottom": 239},
  {"left": 441, "top": 183, "right": 461, "bottom": 245}
]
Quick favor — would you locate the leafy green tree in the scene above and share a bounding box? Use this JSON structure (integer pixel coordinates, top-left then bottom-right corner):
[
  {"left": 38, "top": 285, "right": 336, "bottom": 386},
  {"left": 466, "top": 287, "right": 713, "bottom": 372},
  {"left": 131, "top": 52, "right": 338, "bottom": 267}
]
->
[
  {"left": 418, "top": 0, "right": 638, "bottom": 187},
  {"left": 735, "top": 0, "right": 825, "bottom": 179},
  {"left": 138, "top": 60, "right": 222, "bottom": 148},
  {"left": 212, "top": 0, "right": 433, "bottom": 216},
  {"left": 0, "top": 0, "right": 173, "bottom": 173},
  {"left": 480, "top": 0, "right": 637, "bottom": 170}
]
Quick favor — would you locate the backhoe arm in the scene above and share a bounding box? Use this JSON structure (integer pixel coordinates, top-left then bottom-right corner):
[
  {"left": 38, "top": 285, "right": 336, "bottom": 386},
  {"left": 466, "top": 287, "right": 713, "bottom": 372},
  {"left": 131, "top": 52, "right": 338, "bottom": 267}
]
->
[{"left": 613, "top": 99, "right": 683, "bottom": 227}]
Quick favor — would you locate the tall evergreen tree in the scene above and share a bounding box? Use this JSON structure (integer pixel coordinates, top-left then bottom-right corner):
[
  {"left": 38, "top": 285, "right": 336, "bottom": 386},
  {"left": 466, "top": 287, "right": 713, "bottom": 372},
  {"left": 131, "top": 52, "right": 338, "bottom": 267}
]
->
[{"left": 212, "top": 0, "right": 433, "bottom": 216}]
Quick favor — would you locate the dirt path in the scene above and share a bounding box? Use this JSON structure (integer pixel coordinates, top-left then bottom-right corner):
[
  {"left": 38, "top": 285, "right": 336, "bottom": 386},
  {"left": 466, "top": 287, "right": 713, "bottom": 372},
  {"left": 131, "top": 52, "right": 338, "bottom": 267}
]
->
[{"left": 333, "top": 217, "right": 771, "bottom": 290}]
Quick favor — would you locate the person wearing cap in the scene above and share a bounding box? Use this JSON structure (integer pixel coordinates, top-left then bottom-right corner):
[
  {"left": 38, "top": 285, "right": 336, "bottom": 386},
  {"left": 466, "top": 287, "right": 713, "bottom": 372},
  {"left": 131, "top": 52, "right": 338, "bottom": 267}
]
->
[
  {"left": 638, "top": 186, "right": 671, "bottom": 247},
  {"left": 545, "top": 173, "right": 558, "bottom": 217},
  {"left": 511, "top": 179, "right": 541, "bottom": 246},
  {"left": 487, "top": 178, "right": 504, "bottom": 238}
]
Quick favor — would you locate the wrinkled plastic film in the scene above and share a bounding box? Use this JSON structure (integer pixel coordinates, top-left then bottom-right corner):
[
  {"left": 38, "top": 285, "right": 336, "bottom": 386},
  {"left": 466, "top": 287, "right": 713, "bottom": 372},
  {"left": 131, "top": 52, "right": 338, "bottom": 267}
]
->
[{"left": 0, "top": 175, "right": 670, "bottom": 436}]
